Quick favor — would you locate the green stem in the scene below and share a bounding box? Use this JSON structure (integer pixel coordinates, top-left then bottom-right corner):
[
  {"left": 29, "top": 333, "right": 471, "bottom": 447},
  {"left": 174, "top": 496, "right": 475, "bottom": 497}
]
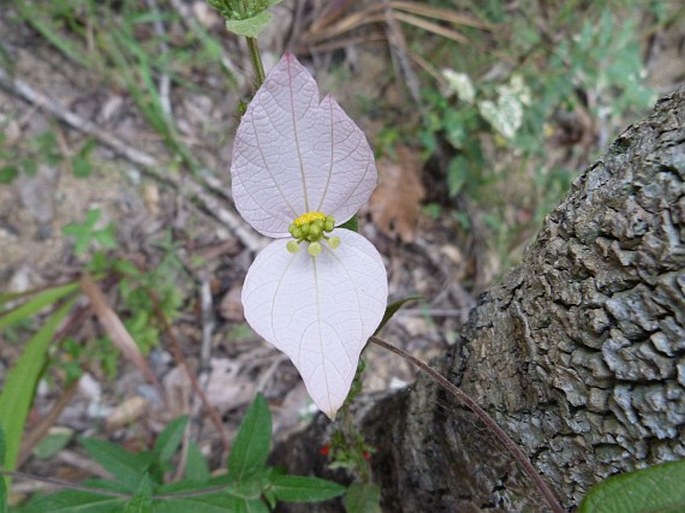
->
[
  {"left": 247, "top": 37, "right": 266, "bottom": 88},
  {"left": 369, "top": 336, "right": 565, "bottom": 513}
]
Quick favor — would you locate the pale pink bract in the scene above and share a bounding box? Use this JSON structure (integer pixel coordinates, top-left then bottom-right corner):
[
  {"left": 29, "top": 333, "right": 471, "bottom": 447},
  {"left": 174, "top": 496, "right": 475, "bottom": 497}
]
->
[{"left": 231, "top": 53, "right": 388, "bottom": 418}]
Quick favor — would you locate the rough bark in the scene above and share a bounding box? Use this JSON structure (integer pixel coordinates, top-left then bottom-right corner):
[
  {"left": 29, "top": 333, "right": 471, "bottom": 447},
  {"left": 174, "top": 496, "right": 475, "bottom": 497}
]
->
[{"left": 272, "top": 87, "right": 685, "bottom": 512}]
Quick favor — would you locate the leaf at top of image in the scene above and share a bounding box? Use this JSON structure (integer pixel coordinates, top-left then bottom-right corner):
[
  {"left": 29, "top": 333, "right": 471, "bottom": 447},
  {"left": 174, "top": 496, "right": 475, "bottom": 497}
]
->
[
  {"left": 368, "top": 146, "right": 426, "bottom": 243},
  {"left": 578, "top": 459, "right": 685, "bottom": 513}
]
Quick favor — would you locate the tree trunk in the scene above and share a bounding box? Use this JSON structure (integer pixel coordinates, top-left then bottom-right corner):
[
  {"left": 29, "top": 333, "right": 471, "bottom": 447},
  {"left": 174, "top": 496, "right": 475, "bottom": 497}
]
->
[{"left": 272, "top": 87, "right": 685, "bottom": 512}]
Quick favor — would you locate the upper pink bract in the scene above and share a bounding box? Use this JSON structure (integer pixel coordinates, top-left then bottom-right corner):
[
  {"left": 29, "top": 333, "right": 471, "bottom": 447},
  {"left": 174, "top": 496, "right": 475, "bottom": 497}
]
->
[{"left": 230, "top": 53, "right": 377, "bottom": 237}]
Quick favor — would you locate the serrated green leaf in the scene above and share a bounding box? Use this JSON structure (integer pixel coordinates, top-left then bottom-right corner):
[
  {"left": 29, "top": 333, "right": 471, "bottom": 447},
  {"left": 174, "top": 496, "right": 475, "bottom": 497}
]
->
[
  {"left": 154, "top": 415, "right": 188, "bottom": 464},
  {"left": 343, "top": 483, "right": 382, "bottom": 513},
  {"left": 184, "top": 441, "right": 210, "bottom": 483},
  {"left": 0, "top": 281, "right": 79, "bottom": 330},
  {"left": 224, "top": 11, "right": 270, "bottom": 38},
  {"left": 227, "top": 394, "right": 271, "bottom": 481},
  {"left": 0, "top": 298, "right": 75, "bottom": 476},
  {"left": 578, "top": 459, "right": 685, "bottom": 513},
  {"left": 373, "top": 296, "right": 422, "bottom": 336},
  {"left": 271, "top": 475, "right": 345, "bottom": 502},
  {"left": 80, "top": 438, "right": 152, "bottom": 491},
  {"left": 21, "top": 490, "right": 126, "bottom": 513}
]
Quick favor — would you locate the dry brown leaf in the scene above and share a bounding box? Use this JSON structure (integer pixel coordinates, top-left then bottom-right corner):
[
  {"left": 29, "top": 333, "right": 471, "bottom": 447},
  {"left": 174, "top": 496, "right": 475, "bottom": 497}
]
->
[
  {"left": 106, "top": 396, "right": 149, "bottom": 430},
  {"left": 369, "top": 146, "right": 425, "bottom": 243},
  {"left": 80, "top": 273, "right": 163, "bottom": 392},
  {"left": 219, "top": 284, "right": 244, "bottom": 322}
]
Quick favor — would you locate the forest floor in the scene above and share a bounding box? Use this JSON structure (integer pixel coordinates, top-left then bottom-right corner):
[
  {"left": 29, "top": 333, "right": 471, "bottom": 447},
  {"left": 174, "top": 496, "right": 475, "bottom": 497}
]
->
[{"left": 0, "top": 0, "right": 683, "bottom": 504}]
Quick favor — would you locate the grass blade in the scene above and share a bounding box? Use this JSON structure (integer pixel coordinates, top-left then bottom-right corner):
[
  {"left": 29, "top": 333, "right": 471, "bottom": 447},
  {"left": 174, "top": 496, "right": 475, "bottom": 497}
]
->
[
  {"left": 0, "top": 298, "right": 76, "bottom": 478},
  {"left": 0, "top": 282, "right": 79, "bottom": 331}
]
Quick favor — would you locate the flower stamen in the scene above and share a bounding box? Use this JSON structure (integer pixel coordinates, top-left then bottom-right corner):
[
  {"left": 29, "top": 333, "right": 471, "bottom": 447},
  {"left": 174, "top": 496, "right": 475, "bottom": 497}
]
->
[{"left": 288, "top": 211, "right": 338, "bottom": 256}]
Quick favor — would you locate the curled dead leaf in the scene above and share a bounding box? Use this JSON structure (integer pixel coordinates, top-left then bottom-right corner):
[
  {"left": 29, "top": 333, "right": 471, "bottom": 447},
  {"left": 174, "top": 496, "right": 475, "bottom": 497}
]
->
[
  {"left": 369, "top": 146, "right": 425, "bottom": 243},
  {"left": 106, "top": 396, "right": 149, "bottom": 430}
]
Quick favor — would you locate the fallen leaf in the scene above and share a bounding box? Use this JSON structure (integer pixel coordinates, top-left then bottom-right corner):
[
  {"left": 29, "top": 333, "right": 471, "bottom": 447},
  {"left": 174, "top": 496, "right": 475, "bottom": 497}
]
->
[
  {"left": 369, "top": 146, "right": 425, "bottom": 243},
  {"left": 205, "top": 358, "right": 254, "bottom": 413},
  {"left": 80, "top": 273, "right": 163, "bottom": 393},
  {"left": 219, "top": 284, "right": 244, "bottom": 322},
  {"left": 106, "top": 396, "right": 149, "bottom": 430}
]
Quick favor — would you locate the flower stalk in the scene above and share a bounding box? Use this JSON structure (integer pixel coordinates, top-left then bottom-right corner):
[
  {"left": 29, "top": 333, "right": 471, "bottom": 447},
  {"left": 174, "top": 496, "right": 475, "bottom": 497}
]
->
[{"left": 247, "top": 37, "right": 266, "bottom": 88}]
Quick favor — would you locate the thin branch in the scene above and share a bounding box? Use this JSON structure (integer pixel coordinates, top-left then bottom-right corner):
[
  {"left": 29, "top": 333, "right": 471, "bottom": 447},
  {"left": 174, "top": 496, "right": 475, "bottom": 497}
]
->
[
  {"left": 369, "top": 336, "right": 565, "bottom": 513},
  {"left": 0, "top": 66, "right": 263, "bottom": 252},
  {"left": 148, "top": 290, "right": 230, "bottom": 453},
  {"left": 17, "top": 380, "right": 80, "bottom": 468},
  {"left": 144, "top": 0, "right": 172, "bottom": 118}
]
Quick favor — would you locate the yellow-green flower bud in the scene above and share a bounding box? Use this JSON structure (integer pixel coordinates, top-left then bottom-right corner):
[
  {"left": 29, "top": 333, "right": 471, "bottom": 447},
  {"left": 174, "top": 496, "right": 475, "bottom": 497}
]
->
[
  {"left": 286, "top": 240, "right": 300, "bottom": 253},
  {"left": 308, "top": 242, "right": 322, "bottom": 257},
  {"left": 309, "top": 223, "right": 323, "bottom": 238},
  {"left": 324, "top": 217, "right": 335, "bottom": 232},
  {"left": 328, "top": 236, "right": 340, "bottom": 249}
]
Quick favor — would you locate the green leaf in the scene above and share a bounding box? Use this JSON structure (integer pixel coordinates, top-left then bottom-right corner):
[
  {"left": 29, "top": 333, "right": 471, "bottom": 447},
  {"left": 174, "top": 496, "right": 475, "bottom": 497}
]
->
[
  {"left": 0, "top": 423, "right": 6, "bottom": 464},
  {"left": 373, "top": 296, "right": 422, "bottom": 336},
  {"left": 271, "top": 475, "right": 346, "bottom": 503},
  {"left": 80, "top": 438, "right": 152, "bottom": 491},
  {"left": 232, "top": 497, "right": 269, "bottom": 513},
  {"left": 21, "top": 490, "right": 126, "bottom": 513},
  {"left": 339, "top": 215, "right": 358, "bottom": 232},
  {"left": 0, "top": 281, "right": 79, "bottom": 330},
  {"left": 125, "top": 477, "right": 153, "bottom": 513},
  {"left": 151, "top": 493, "right": 244, "bottom": 513},
  {"left": 227, "top": 394, "right": 271, "bottom": 481},
  {"left": 0, "top": 166, "right": 19, "bottom": 184},
  {"left": 184, "top": 441, "right": 210, "bottom": 483},
  {"left": 72, "top": 139, "right": 97, "bottom": 178},
  {"left": 0, "top": 299, "right": 75, "bottom": 474},
  {"left": 343, "top": 483, "right": 382, "bottom": 513},
  {"left": 578, "top": 459, "right": 685, "bottom": 513},
  {"left": 153, "top": 415, "right": 188, "bottom": 464},
  {"left": 0, "top": 426, "right": 6, "bottom": 513},
  {"left": 447, "top": 155, "right": 469, "bottom": 197},
  {"left": 228, "top": 472, "right": 269, "bottom": 501},
  {"left": 93, "top": 224, "right": 117, "bottom": 249},
  {"left": 224, "top": 10, "right": 272, "bottom": 38},
  {"left": 33, "top": 428, "right": 73, "bottom": 459},
  {"left": 0, "top": 472, "right": 5, "bottom": 513}
]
